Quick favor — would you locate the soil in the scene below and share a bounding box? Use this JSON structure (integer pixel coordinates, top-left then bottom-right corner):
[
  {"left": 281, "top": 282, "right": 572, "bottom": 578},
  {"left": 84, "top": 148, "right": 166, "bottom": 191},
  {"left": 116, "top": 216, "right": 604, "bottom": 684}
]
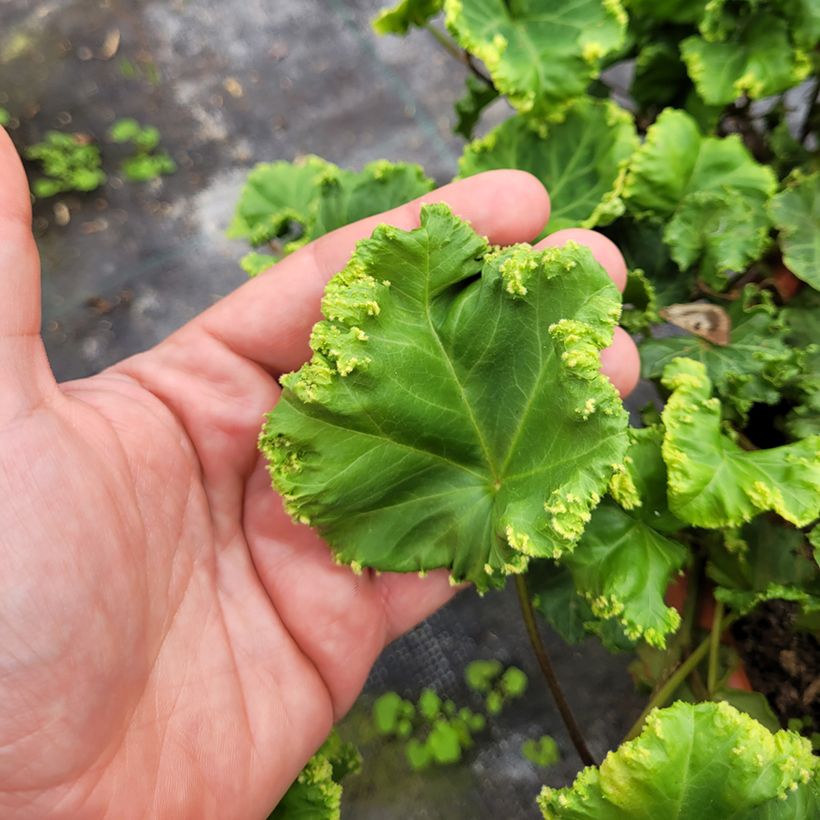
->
[{"left": 733, "top": 601, "right": 820, "bottom": 734}]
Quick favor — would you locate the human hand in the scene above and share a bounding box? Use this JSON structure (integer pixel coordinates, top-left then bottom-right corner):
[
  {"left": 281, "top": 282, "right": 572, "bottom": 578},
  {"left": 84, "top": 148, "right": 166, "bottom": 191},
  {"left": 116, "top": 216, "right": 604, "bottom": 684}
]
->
[{"left": 0, "top": 127, "right": 638, "bottom": 819}]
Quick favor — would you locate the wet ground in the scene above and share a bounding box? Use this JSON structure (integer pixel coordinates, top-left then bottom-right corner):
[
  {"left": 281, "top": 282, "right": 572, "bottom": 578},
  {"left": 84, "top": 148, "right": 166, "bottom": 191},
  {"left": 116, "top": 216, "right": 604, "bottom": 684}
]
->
[{"left": 0, "top": 2, "right": 644, "bottom": 816}]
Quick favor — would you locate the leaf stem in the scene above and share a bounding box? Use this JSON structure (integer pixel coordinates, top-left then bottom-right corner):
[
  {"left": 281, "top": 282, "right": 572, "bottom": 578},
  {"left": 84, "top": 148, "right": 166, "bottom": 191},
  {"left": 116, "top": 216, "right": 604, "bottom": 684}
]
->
[
  {"left": 514, "top": 574, "right": 596, "bottom": 766},
  {"left": 423, "top": 22, "right": 465, "bottom": 64},
  {"left": 624, "top": 613, "right": 738, "bottom": 741},
  {"left": 707, "top": 600, "right": 724, "bottom": 694},
  {"left": 423, "top": 23, "right": 494, "bottom": 88}
]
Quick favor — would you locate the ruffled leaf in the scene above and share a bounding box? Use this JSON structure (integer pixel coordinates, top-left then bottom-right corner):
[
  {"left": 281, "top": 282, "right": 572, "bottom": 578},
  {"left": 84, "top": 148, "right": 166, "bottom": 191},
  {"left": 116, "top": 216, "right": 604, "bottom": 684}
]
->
[
  {"left": 227, "top": 155, "right": 334, "bottom": 248},
  {"left": 624, "top": 109, "right": 776, "bottom": 288},
  {"left": 561, "top": 427, "right": 687, "bottom": 647},
  {"left": 708, "top": 517, "right": 820, "bottom": 616},
  {"left": 262, "top": 205, "right": 628, "bottom": 590},
  {"left": 444, "top": 0, "right": 627, "bottom": 116},
  {"left": 458, "top": 98, "right": 638, "bottom": 235},
  {"left": 661, "top": 358, "right": 820, "bottom": 528},
  {"left": 373, "top": 0, "right": 443, "bottom": 34},
  {"left": 269, "top": 730, "right": 361, "bottom": 820},
  {"left": 663, "top": 191, "right": 771, "bottom": 287},
  {"left": 228, "top": 156, "right": 434, "bottom": 258},
  {"left": 619, "top": 268, "right": 660, "bottom": 334},
  {"left": 770, "top": 170, "right": 820, "bottom": 289},
  {"left": 529, "top": 560, "right": 637, "bottom": 651},
  {"left": 538, "top": 701, "right": 819, "bottom": 819},
  {"left": 681, "top": 15, "right": 811, "bottom": 106}
]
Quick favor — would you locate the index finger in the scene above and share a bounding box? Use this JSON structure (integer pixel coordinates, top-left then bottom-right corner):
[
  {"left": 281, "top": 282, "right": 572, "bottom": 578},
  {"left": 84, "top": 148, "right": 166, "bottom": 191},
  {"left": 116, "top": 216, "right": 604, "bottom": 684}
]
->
[{"left": 193, "top": 170, "right": 551, "bottom": 376}]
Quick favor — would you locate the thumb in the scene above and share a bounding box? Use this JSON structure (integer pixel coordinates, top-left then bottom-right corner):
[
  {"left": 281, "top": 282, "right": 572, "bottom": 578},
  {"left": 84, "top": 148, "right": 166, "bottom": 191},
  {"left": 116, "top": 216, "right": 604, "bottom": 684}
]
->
[{"left": 0, "top": 127, "right": 56, "bottom": 420}]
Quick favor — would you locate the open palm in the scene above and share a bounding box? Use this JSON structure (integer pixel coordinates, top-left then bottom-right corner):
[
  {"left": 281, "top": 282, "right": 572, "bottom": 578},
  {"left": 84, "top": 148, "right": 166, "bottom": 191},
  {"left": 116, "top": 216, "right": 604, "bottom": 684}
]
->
[{"left": 0, "top": 129, "right": 638, "bottom": 819}]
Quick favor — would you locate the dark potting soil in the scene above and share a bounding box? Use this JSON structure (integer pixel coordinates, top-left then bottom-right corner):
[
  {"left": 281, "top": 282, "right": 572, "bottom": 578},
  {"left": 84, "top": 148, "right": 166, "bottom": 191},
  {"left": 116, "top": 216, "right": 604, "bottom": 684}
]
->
[{"left": 733, "top": 600, "right": 820, "bottom": 734}]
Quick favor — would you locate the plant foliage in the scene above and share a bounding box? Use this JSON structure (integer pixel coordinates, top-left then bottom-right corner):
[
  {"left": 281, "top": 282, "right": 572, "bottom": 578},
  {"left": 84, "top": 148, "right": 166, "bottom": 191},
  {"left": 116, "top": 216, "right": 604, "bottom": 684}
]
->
[
  {"left": 251, "top": 0, "right": 820, "bottom": 814},
  {"left": 260, "top": 205, "right": 628, "bottom": 590}
]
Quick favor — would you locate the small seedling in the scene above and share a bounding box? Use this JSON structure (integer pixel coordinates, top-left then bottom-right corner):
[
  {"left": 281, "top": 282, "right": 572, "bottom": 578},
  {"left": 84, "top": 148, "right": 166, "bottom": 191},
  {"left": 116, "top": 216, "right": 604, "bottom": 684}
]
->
[
  {"left": 521, "top": 735, "right": 560, "bottom": 768},
  {"left": 25, "top": 131, "right": 106, "bottom": 198},
  {"left": 465, "top": 659, "right": 528, "bottom": 715},
  {"left": 109, "top": 118, "right": 176, "bottom": 182}
]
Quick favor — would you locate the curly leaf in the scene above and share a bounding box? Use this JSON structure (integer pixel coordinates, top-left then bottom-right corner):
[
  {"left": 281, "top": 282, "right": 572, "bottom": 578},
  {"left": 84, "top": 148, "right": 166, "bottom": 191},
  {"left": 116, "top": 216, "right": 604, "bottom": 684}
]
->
[
  {"left": 373, "top": 0, "right": 443, "bottom": 34},
  {"left": 228, "top": 155, "right": 334, "bottom": 247},
  {"left": 562, "top": 427, "right": 687, "bottom": 647},
  {"left": 315, "top": 160, "right": 435, "bottom": 236},
  {"left": 682, "top": 13, "right": 811, "bottom": 106},
  {"left": 262, "top": 205, "right": 628, "bottom": 590},
  {"left": 624, "top": 109, "right": 776, "bottom": 217},
  {"left": 562, "top": 502, "right": 686, "bottom": 647},
  {"left": 770, "top": 171, "right": 820, "bottom": 289},
  {"left": 619, "top": 268, "right": 659, "bottom": 334},
  {"left": 624, "top": 109, "right": 776, "bottom": 287},
  {"left": 663, "top": 191, "right": 771, "bottom": 287},
  {"left": 269, "top": 730, "right": 360, "bottom": 820},
  {"left": 444, "top": 0, "right": 627, "bottom": 116},
  {"left": 458, "top": 98, "right": 638, "bottom": 235},
  {"left": 708, "top": 517, "right": 820, "bottom": 616},
  {"left": 454, "top": 75, "right": 500, "bottom": 139},
  {"left": 228, "top": 157, "right": 434, "bottom": 256},
  {"left": 529, "top": 560, "right": 637, "bottom": 651},
  {"left": 641, "top": 288, "right": 797, "bottom": 417},
  {"left": 538, "top": 701, "right": 819, "bottom": 819},
  {"left": 661, "top": 358, "right": 820, "bottom": 528}
]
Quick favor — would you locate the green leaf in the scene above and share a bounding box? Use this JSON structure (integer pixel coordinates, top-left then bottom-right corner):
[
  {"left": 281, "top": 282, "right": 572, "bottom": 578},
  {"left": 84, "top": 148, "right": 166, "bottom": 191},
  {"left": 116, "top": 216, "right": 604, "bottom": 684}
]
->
[
  {"left": 454, "top": 75, "right": 500, "bottom": 140},
  {"left": 560, "top": 502, "right": 687, "bottom": 647},
  {"left": 624, "top": 109, "right": 776, "bottom": 218},
  {"left": 465, "top": 659, "right": 503, "bottom": 692},
  {"left": 373, "top": 692, "right": 414, "bottom": 734},
  {"left": 228, "top": 156, "right": 333, "bottom": 246},
  {"left": 663, "top": 191, "right": 771, "bottom": 287},
  {"left": 708, "top": 516, "right": 820, "bottom": 616},
  {"left": 640, "top": 288, "right": 797, "bottom": 417},
  {"left": 619, "top": 268, "right": 659, "bottom": 334},
  {"left": 770, "top": 171, "right": 820, "bottom": 289},
  {"left": 418, "top": 688, "right": 442, "bottom": 720},
  {"left": 405, "top": 738, "right": 432, "bottom": 770},
  {"left": 109, "top": 117, "right": 142, "bottom": 142},
  {"left": 240, "top": 252, "right": 277, "bottom": 277},
  {"left": 522, "top": 735, "right": 560, "bottom": 767},
  {"left": 713, "top": 686, "right": 781, "bottom": 733},
  {"left": 529, "top": 560, "right": 637, "bottom": 651},
  {"left": 661, "top": 358, "right": 820, "bottom": 528},
  {"left": 229, "top": 156, "right": 434, "bottom": 257},
  {"left": 485, "top": 691, "right": 503, "bottom": 715},
  {"left": 426, "top": 720, "right": 462, "bottom": 764},
  {"left": 561, "top": 427, "right": 688, "bottom": 648},
  {"left": 373, "top": 0, "right": 443, "bottom": 35},
  {"left": 538, "top": 701, "right": 819, "bottom": 819},
  {"left": 0, "top": 107, "right": 10, "bottom": 127},
  {"left": 681, "top": 16, "right": 811, "bottom": 106},
  {"left": 269, "top": 730, "right": 360, "bottom": 820},
  {"left": 458, "top": 98, "right": 638, "bottom": 235},
  {"left": 624, "top": 109, "right": 776, "bottom": 287},
  {"left": 500, "top": 666, "right": 528, "bottom": 697},
  {"left": 261, "top": 205, "right": 628, "bottom": 590},
  {"left": 444, "top": 0, "right": 627, "bottom": 116},
  {"left": 621, "top": 0, "right": 703, "bottom": 24},
  {"left": 314, "top": 160, "right": 435, "bottom": 237}
]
